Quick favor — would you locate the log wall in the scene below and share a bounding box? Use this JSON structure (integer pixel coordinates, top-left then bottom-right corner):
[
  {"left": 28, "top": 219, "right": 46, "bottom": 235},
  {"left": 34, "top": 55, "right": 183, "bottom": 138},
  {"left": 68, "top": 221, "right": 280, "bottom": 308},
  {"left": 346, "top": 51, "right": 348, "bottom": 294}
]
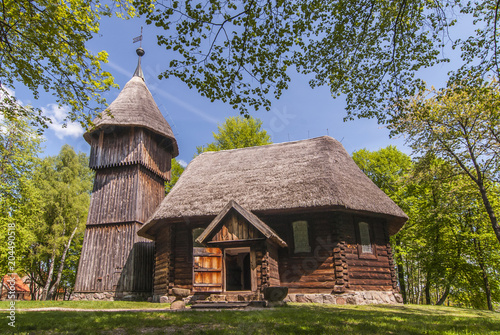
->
[
  {"left": 89, "top": 127, "right": 172, "bottom": 180},
  {"left": 265, "top": 242, "right": 281, "bottom": 287},
  {"left": 264, "top": 213, "right": 337, "bottom": 294},
  {"left": 87, "top": 165, "right": 165, "bottom": 225},
  {"left": 74, "top": 222, "right": 154, "bottom": 293},
  {"left": 153, "top": 225, "right": 173, "bottom": 297},
  {"left": 338, "top": 214, "right": 395, "bottom": 291},
  {"left": 173, "top": 224, "right": 193, "bottom": 290},
  {"left": 151, "top": 211, "right": 397, "bottom": 296},
  {"left": 264, "top": 211, "right": 396, "bottom": 294}
]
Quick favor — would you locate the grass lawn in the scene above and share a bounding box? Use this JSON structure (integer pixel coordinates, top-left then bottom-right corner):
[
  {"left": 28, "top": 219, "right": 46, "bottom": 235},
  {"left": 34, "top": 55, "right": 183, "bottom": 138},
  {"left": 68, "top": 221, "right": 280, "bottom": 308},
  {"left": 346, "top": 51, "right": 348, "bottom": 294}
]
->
[
  {"left": 0, "top": 300, "right": 170, "bottom": 310},
  {"left": 0, "top": 302, "right": 499, "bottom": 334}
]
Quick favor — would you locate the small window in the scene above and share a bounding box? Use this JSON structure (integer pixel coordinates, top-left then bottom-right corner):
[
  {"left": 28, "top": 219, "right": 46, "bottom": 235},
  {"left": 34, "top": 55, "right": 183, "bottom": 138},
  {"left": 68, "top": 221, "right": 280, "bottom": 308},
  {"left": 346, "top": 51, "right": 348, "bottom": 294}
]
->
[
  {"left": 358, "top": 221, "right": 372, "bottom": 253},
  {"left": 292, "top": 221, "right": 311, "bottom": 253},
  {"left": 192, "top": 228, "right": 205, "bottom": 247}
]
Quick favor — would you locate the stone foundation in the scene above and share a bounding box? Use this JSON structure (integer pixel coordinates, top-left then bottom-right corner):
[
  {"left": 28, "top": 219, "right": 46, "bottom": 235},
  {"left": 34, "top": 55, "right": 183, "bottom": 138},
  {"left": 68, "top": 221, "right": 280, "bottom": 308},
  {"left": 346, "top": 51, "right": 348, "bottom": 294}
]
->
[
  {"left": 71, "top": 291, "right": 151, "bottom": 301},
  {"left": 284, "top": 291, "right": 403, "bottom": 305},
  {"left": 155, "top": 290, "right": 402, "bottom": 305}
]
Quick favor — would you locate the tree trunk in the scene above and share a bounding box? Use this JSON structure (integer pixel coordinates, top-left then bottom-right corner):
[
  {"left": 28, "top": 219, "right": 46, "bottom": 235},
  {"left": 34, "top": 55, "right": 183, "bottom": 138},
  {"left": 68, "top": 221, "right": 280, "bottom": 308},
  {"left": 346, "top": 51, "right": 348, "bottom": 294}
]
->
[
  {"left": 41, "top": 246, "right": 57, "bottom": 300},
  {"left": 424, "top": 279, "right": 431, "bottom": 305},
  {"left": 436, "top": 284, "right": 450, "bottom": 305},
  {"left": 478, "top": 260, "right": 493, "bottom": 311},
  {"left": 46, "top": 225, "right": 78, "bottom": 300},
  {"left": 29, "top": 272, "right": 36, "bottom": 300},
  {"left": 473, "top": 236, "right": 493, "bottom": 311},
  {"left": 394, "top": 236, "right": 407, "bottom": 303},
  {"left": 477, "top": 184, "right": 500, "bottom": 245}
]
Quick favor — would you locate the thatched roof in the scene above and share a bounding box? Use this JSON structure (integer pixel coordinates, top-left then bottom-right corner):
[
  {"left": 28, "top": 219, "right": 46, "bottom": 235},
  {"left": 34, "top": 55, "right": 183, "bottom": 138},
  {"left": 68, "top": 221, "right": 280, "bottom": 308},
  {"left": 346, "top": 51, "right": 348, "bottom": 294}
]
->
[
  {"left": 139, "top": 136, "right": 407, "bottom": 238},
  {"left": 83, "top": 76, "right": 178, "bottom": 157},
  {"left": 197, "top": 200, "right": 288, "bottom": 248}
]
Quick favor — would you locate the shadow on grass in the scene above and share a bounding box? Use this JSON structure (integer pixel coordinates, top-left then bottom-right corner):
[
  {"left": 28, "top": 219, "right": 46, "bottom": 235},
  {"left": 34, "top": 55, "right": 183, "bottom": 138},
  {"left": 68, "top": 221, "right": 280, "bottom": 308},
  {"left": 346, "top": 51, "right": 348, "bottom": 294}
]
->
[{"left": 0, "top": 304, "right": 499, "bottom": 334}]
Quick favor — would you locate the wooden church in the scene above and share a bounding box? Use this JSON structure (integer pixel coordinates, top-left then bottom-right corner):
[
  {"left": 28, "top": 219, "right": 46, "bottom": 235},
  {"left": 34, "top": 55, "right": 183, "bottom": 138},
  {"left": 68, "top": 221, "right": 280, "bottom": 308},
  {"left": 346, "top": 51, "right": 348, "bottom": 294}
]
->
[{"left": 73, "top": 49, "right": 407, "bottom": 304}]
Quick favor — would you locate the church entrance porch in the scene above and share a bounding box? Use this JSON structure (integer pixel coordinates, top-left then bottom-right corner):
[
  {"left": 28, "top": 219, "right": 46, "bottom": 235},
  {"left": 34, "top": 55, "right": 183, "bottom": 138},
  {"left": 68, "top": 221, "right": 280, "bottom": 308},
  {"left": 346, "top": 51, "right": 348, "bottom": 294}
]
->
[
  {"left": 224, "top": 247, "right": 251, "bottom": 292},
  {"left": 192, "top": 201, "right": 287, "bottom": 298}
]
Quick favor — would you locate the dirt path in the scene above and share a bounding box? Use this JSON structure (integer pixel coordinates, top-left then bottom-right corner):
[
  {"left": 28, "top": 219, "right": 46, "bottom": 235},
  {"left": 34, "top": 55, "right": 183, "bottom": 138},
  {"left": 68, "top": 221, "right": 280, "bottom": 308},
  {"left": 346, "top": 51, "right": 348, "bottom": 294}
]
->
[{"left": 0, "top": 307, "right": 185, "bottom": 312}]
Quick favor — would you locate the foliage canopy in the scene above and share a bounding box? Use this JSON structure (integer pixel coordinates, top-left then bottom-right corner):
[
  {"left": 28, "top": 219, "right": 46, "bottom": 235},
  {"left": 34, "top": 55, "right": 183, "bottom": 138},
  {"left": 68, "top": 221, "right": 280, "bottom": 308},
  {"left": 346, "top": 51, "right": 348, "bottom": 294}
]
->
[
  {"left": 0, "top": 0, "right": 135, "bottom": 129},
  {"left": 392, "top": 78, "right": 500, "bottom": 244},
  {"left": 135, "top": 0, "right": 500, "bottom": 121}
]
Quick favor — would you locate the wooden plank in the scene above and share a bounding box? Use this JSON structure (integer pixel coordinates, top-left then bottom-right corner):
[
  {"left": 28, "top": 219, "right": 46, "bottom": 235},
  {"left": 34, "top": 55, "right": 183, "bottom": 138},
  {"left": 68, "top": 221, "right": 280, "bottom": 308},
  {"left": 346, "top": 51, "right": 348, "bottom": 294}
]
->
[
  {"left": 349, "top": 272, "right": 392, "bottom": 280},
  {"left": 231, "top": 213, "right": 238, "bottom": 240},
  {"left": 250, "top": 249, "right": 257, "bottom": 292},
  {"left": 193, "top": 247, "right": 222, "bottom": 292},
  {"left": 282, "top": 281, "right": 337, "bottom": 289}
]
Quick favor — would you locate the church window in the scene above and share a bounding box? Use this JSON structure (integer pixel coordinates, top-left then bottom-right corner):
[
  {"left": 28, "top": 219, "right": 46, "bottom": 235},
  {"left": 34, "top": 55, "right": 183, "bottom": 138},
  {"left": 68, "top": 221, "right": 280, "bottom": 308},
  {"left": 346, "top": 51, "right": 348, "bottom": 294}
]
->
[
  {"left": 192, "top": 228, "right": 205, "bottom": 247},
  {"left": 358, "top": 221, "right": 372, "bottom": 254},
  {"left": 292, "top": 221, "right": 311, "bottom": 253}
]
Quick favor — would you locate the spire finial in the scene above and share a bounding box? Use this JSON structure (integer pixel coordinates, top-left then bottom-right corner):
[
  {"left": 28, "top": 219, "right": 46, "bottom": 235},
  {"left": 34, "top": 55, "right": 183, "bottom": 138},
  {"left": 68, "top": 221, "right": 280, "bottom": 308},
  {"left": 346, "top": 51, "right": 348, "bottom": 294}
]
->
[{"left": 133, "top": 27, "right": 145, "bottom": 79}]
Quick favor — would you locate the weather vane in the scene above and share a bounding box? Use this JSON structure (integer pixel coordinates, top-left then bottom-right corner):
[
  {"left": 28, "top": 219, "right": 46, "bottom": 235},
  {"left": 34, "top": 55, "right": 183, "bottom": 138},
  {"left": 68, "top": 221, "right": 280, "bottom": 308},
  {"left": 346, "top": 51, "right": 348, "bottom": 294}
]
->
[{"left": 133, "top": 27, "right": 143, "bottom": 47}]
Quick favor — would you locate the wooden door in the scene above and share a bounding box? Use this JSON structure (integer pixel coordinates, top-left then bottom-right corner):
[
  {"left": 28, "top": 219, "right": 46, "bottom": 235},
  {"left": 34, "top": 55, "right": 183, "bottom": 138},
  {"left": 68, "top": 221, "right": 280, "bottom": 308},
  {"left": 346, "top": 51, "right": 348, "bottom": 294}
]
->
[{"left": 193, "top": 247, "right": 222, "bottom": 292}]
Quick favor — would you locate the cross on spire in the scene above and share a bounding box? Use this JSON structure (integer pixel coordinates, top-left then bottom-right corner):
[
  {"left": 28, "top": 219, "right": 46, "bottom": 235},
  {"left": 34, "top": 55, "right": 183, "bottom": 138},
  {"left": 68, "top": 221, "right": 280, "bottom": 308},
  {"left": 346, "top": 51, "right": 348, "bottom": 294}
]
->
[
  {"left": 133, "top": 27, "right": 143, "bottom": 47},
  {"left": 133, "top": 27, "right": 145, "bottom": 79}
]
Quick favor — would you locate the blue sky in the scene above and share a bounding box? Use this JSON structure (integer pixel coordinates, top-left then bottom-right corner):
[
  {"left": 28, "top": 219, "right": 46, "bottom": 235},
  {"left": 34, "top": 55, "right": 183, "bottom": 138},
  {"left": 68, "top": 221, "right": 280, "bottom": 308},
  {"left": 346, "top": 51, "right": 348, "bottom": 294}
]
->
[{"left": 15, "top": 14, "right": 464, "bottom": 166}]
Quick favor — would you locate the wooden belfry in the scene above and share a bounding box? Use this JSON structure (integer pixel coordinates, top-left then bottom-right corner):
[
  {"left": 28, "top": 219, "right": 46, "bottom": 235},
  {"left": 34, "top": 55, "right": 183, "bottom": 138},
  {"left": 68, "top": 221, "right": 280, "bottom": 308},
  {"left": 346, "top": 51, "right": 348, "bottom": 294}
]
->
[{"left": 73, "top": 47, "right": 178, "bottom": 300}]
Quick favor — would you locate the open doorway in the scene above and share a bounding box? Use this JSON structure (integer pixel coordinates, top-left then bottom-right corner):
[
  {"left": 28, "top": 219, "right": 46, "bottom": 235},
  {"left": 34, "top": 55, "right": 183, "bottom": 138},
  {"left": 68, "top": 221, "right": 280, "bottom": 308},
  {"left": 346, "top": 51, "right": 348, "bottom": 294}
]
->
[{"left": 224, "top": 247, "right": 251, "bottom": 291}]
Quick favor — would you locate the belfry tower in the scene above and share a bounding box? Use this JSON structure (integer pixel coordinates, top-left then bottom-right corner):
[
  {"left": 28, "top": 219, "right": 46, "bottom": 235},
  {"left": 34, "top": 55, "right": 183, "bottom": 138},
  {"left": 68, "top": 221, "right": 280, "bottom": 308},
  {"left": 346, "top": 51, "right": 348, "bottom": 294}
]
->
[{"left": 74, "top": 48, "right": 178, "bottom": 300}]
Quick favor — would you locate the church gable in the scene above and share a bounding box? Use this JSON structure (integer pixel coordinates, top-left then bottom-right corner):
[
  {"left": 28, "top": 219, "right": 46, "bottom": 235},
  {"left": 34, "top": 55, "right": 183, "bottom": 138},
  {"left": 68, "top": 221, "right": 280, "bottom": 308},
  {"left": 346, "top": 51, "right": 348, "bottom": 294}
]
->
[{"left": 197, "top": 200, "right": 287, "bottom": 247}]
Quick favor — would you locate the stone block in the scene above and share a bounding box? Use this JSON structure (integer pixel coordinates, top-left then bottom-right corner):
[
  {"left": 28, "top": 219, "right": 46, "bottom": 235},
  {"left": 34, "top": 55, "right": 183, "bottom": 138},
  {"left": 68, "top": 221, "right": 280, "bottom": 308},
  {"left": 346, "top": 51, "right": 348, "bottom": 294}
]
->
[
  {"left": 295, "top": 294, "right": 307, "bottom": 303},
  {"left": 160, "top": 295, "right": 173, "bottom": 304},
  {"left": 346, "top": 296, "right": 356, "bottom": 305},
  {"left": 226, "top": 295, "right": 238, "bottom": 302},
  {"left": 208, "top": 294, "right": 226, "bottom": 302},
  {"left": 336, "top": 297, "right": 346, "bottom": 305},
  {"left": 323, "top": 294, "right": 336, "bottom": 304},
  {"left": 170, "top": 300, "right": 186, "bottom": 310},
  {"left": 172, "top": 288, "right": 190, "bottom": 298},
  {"left": 309, "top": 294, "right": 323, "bottom": 304},
  {"left": 263, "top": 287, "right": 288, "bottom": 302}
]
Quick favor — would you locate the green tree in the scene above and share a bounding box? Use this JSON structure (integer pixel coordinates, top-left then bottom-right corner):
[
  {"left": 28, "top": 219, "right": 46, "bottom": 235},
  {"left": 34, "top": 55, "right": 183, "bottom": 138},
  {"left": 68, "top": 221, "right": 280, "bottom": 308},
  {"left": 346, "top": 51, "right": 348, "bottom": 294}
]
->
[
  {"left": 352, "top": 146, "right": 412, "bottom": 197},
  {"left": 29, "top": 145, "right": 93, "bottom": 300},
  {"left": 165, "top": 158, "right": 185, "bottom": 194},
  {"left": 0, "top": 0, "right": 136, "bottom": 129},
  {"left": 0, "top": 116, "right": 43, "bottom": 278},
  {"left": 353, "top": 147, "right": 500, "bottom": 309},
  {"left": 196, "top": 116, "right": 271, "bottom": 154},
  {"left": 392, "top": 78, "right": 500, "bottom": 245},
  {"left": 135, "top": 0, "right": 499, "bottom": 121}
]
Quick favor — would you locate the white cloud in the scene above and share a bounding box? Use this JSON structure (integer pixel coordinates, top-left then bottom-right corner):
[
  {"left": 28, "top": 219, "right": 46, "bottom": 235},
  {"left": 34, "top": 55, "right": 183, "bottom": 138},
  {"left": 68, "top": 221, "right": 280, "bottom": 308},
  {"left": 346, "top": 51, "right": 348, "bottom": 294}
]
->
[
  {"left": 0, "top": 86, "right": 15, "bottom": 100},
  {"left": 178, "top": 159, "right": 188, "bottom": 168},
  {"left": 42, "top": 104, "right": 84, "bottom": 140}
]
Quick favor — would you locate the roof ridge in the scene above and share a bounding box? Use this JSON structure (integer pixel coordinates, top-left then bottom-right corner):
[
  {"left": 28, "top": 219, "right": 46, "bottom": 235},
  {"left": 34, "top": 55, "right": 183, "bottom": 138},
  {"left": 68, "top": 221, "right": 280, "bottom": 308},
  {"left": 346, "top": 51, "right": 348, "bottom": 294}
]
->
[{"left": 197, "top": 135, "right": 336, "bottom": 157}]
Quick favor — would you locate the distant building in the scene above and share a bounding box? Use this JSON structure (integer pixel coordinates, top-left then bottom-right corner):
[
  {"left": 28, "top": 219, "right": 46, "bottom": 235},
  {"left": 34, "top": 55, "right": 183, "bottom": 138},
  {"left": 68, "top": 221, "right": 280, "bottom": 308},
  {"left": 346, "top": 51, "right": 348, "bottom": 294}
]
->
[{"left": 1, "top": 274, "right": 30, "bottom": 301}]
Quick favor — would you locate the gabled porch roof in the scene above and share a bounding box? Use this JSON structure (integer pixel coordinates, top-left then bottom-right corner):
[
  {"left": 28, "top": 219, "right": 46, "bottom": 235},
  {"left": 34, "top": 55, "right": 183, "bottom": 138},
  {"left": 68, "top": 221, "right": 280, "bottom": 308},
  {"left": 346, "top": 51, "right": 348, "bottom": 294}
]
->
[{"left": 196, "top": 200, "right": 287, "bottom": 248}]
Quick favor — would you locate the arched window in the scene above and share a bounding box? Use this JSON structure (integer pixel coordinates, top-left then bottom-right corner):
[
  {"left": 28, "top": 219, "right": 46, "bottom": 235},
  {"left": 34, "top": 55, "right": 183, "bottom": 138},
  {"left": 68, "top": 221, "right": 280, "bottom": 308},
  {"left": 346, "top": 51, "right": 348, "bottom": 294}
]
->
[
  {"left": 358, "top": 221, "right": 372, "bottom": 253},
  {"left": 292, "top": 221, "right": 311, "bottom": 253},
  {"left": 192, "top": 228, "right": 205, "bottom": 247}
]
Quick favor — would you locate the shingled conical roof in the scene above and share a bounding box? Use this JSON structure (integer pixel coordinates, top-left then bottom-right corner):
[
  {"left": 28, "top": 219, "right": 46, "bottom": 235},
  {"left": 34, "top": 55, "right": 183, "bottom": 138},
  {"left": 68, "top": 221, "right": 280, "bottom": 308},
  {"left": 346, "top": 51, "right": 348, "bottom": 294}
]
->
[
  {"left": 139, "top": 136, "right": 407, "bottom": 238},
  {"left": 84, "top": 49, "right": 178, "bottom": 157}
]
